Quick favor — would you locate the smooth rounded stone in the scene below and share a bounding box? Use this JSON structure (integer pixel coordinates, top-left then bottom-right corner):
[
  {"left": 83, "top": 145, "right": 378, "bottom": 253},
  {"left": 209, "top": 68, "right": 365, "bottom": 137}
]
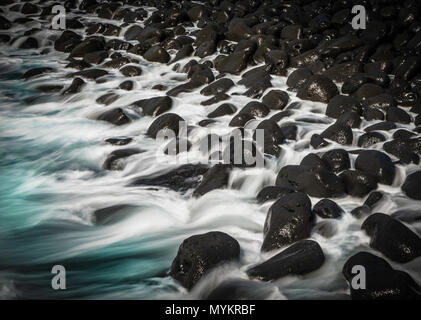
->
[
  {"left": 351, "top": 205, "right": 371, "bottom": 218},
  {"left": 18, "top": 37, "right": 38, "bottom": 49},
  {"left": 270, "top": 110, "right": 293, "bottom": 123},
  {"left": 326, "top": 95, "right": 361, "bottom": 119},
  {"left": 353, "top": 83, "right": 384, "bottom": 102},
  {"left": 21, "top": 2, "right": 39, "bottom": 14},
  {"left": 262, "top": 90, "right": 289, "bottom": 110},
  {"left": 363, "top": 107, "right": 385, "bottom": 121},
  {"left": 322, "top": 62, "right": 363, "bottom": 83},
  {"left": 22, "top": 67, "right": 54, "bottom": 80},
  {"left": 62, "top": 77, "right": 86, "bottom": 95},
  {"left": 146, "top": 113, "right": 184, "bottom": 138},
  {"left": 132, "top": 96, "right": 172, "bottom": 117},
  {"left": 364, "top": 121, "right": 397, "bottom": 132},
  {"left": 239, "top": 101, "right": 270, "bottom": 118},
  {"left": 97, "top": 108, "right": 131, "bottom": 126},
  {"left": 119, "top": 80, "right": 133, "bottom": 91},
  {"left": 170, "top": 44, "right": 193, "bottom": 64},
  {"left": 339, "top": 170, "right": 378, "bottom": 198},
  {"left": 66, "top": 58, "right": 91, "bottom": 70},
  {"left": 248, "top": 240, "right": 324, "bottom": 281},
  {"left": 193, "top": 164, "right": 232, "bottom": 197},
  {"left": 102, "top": 148, "right": 143, "bottom": 170},
  {"left": 280, "top": 124, "right": 297, "bottom": 141},
  {"left": 105, "top": 137, "right": 132, "bottom": 146},
  {"left": 300, "top": 153, "right": 327, "bottom": 170},
  {"left": 313, "top": 220, "right": 338, "bottom": 238},
  {"left": 256, "top": 186, "right": 294, "bottom": 204},
  {"left": 362, "top": 213, "right": 421, "bottom": 263},
  {"left": 363, "top": 191, "right": 383, "bottom": 210},
  {"left": 83, "top": 50, "right": 108, "bottom": 64},
  {"left": 200, "top": 93, "right": 230, "bottom": 106},
  {"left": 395, "top": 56, "right": 421, "bottom": 81},
  {"left": 143, "top": 45, "right": 170, "bottom": 63},
  {"left": 124, "top": 25, "right": 143, "bottom": 41},
  {"left": 310, "top": 134, "right": 330, "bottom": 149},
  {"left": 297, "top": 75, "right": 339, "bottom": 103},
  {"left": 264, "top": 49, "right": 289, "bottom": 70},
  {"left": 119, "top": 65, "right": 142, "bottom": 77},
  {"left": 281, "top": 25, "right": 303, "bottom": 40},
  {"left": 313, "top": 199, "right": 344, "bottom": 219},
  {"left": 383, "top": 138, "right": 420, "bottom": 165},
  {"left": 355, "top": 150, "right": 396, "bottom": 185},
  {"left": 195, "top": 40, "right": 216, "bottom": 58},
  {"left": 361, "top": 93, "right": 396, "bottom": 112},
  {"left": 343, "top": 252, "right": 421, "bottom": 300},
  {"left": 253, "top": 119, "right": 285, "bottom": 155},
  {"left": 336, "top": 111, "right": 362, "bottom": 129},
  {"left": 359, "top": 131, "right": 385, "bottom": 148},
  {"left": 386, "top": 106, "right": 411, "bottom": 124},
  {"left": 169, "top": 231, "right": 240, "bottom": 289},
  {"left": 321, "top": 123, "right": 353, "bottom": 145},
  {"left": 402, "top": 171, "right": 421, "bottom": 200},
  {"left": 204, "top": 278, "right": 281, "bottom": 300},
  {"left": 286, "top": 68, "right": 312, "bottom": 91},
  {"left": 0, "top": 15, "right": 11, "bottom": 30},
  {"left": 276, "top": 165, "right": 346, "bottom": 198},
  {"left": 130, "top": 163, "right": 208, "bottom": 192},
  {"left": 261, "top": 192, "right": 313, "bottom": 252},
  {"left": 70, "top": 38, "right": 105, "bottom": 58},
  {"left": 321, "top": 149, "right": 350, "bottom": 173},
  {"left": 393, "top": 129, "right": 416, "bottom": 140},
  {"left": 392, "top": 210, "right": 421, "bottom": 224},
  {"left": 70, "top": 68, "right": 109, "bottom": 80},
  {"left": 215, "top": 50, "right": 251, "bottom": 75},
  {"left": 229, "top": 113, "right": 254, "bottom": 127},
  {"left": 106, "top": 39, "right": 132, "bottom": 51},
  {"left": 35, "top": 84, "right": 63, "bottom": 93},
  {"left": 96, "top": 92, "right": 119, "bottom": 105},
  {"left": 207, "top": 103, "right": 236, "bottom": 118},
  {"left": 290, "top": 49, "right": 321, "bottom": 68},
  {"left": 200, "top": 78, "right": 234, "bottom": 96}
]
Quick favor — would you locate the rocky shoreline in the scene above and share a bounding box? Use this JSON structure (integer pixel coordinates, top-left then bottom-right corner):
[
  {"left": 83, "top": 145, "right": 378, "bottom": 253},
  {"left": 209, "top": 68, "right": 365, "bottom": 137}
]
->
[{"left": 1, "top": 0, "right": 421, "bottom": 299}]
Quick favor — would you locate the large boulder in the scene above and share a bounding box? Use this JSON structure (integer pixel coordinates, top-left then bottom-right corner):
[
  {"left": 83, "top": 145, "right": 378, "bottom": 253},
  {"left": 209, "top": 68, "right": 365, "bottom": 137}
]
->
[
  {"left": 143, "top": 45, "right": 171, "bottom": 63},
  {"left": 146, "top": 113, "right": 185, "bottom": 138},
  {"left": 362, "top": 213, "right": 421, "bottom": 263},
  {"left": 402, "top": 171, "right": 421, "bottom": 200},
  {"left": 261, "top": 192, "right": 313, "bottom": 252},
  {"left": 321, "top": 149, "right": 350, "bottom": 173},
  {"left": 276, "top": 165, "right": 346, "bottom": 198},
  {"left": 132, "top": 96, "right": 172, "bottom": 117},
  {"left": 343, "top": 252, "right": 421, "bottom": 300},
  {"left": 320, "top": 123, "right": 353, "bottom": 145},
  {"left": 262, "top": 90, "right": 289, "bottom": 110},
  {"left": 297, "top": 75, "right": 339, "bottom": 103},
  {"left": 339, "top": 170, "right": 378, "bottom": 197},
  {"left": 355, "top": 150, "right": 396, "bottom": 185},
  {"left": 248, "top": 240, "right": 324, "bottom": 281},
  {"left": 313, "top": 199, "right": 344, "bottom": 219},
  {"left": 170, "top": 231, "right": 240, "bottom": 289}
]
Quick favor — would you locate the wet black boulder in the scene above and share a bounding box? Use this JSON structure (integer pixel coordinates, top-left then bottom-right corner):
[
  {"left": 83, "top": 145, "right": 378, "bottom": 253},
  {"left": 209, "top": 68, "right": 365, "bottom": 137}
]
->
[
  {"left": 362, "top": 213, "right": 421, "bottom": 263},
  {"left": 132, "top": 96, "right": 172, "bottom": 117},
  {"left": 358, "top": 132, "right": 386, "bottom": 148},
  {"left": 321, "top": 149, "right": 350, "bottom": 174},
  {"left": 262, "top": 90, "right": 289, "bottom": 110},
  {"left": 248, "top": 240, "right": 324, "bottom": 281},
  {"left": 256, "top": 186, "right": 294, "bottom": 204},
  {"left": 208, "top": 103, "right": 237, "bottom": 118},
  {"left": 343, "top": 252, "right": 421, "bottom": 300},
  {"left": 170, "top": 231, "right": 240, "bottom": 289},
  {"left": 321, "top": 123, "right": 353, "bottom": 145},
  {"left": 297, "top": 75, "right": 339, "bottom": 103},
  {"left": 193, "top": 164, "right": 232, "bottom": 197},
  {"left": 97, "top": 108, "right": 131, "bottom": 126},
  {"left": 286, "top": 68, "right": 312, "bottom": 91},
  {"left": 355, "top": 150, "right": 396, "bottom": 185},
  {"left": 313, "top": 199, "right": 344, "bottom": 219},
  {"left": 261, "top": 192, "right": 313, "bottom": 252},
  {"left": 402, "top": 171, "right": 421, "bottom": 200},
  {"left": 146, "top": 113, "right": 185, "bottom": 138},
  {"left": 103, "top": 148, "right": 143, "bottom": 170},
  {"left": 339, "top": 170, "right": 378, "bottom": 198},
  {"left": 70, "top": 38, "right": 105, "bottom": 58},
  {"left": 326, "top": 95, "right": 361, "bottom": 119},
  {"left": 143, "top": 45, "right": 170, "bottom": 63}
]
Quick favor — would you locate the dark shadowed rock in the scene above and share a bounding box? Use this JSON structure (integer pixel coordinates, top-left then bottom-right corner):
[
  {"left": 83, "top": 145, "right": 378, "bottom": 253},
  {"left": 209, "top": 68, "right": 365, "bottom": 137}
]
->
[
  {"left": 355, "top": 150, "right": 396, "bottom": 185},
  {"left": 144, "top": 45, "right": 170, "bottom": 63},
  {"left": 239, "top": 101, "right": 270, "bottom": 118},
  {"left": 70, "top": 38, "right": 105, "bottom": 58},
  {"left": 146, "top": 113, "right": 185, "bottom": 138},
  {"left": 103, "top": 148, "right": 143, "bottom": 170},
  {"left": 262, "top": 90, "right": 289, "bottom": 110},
  {"left": 286, "top": 68, "right": 312, "bottom": 91},
  {"left": 133, "top": 96, "right": 172, "bottom": 117},
  {"left": 22, "top": 67, "right": 54, "bottom": 80},
  {"left": 262, "top": 192, "right": 313, "bottom": 252},
  {"left": 248, "top": 240, "right": 324, "bottom": 281},
  {"left": 358, "top": 132, "right": 386, "bottom": 148},
  {"left": 170, "top": 231, "right": 240, "bottom": 289},
  {"left": 326, "top": 95, "right": 361, "bottom": 119},
  {"left": 119, "top": 65, "right": 142, "bottom": 77},
  {"left": 310, "top": 134, "right": 330, "bottom": 149},
  {"left": 200, "top": 78, "right": 234, "bottom": 96},
  {"left": 62, "top": 77, "right": 86, "bottom": 95},
  {"left": 321, "top": 149, "right": 350, "bottom": 173},
  {"left": 340, "top": 170, "right": 378, "bottom": 197},
  {"left": 362, "top": 213, "right": 421, "bottom": 263},
  {"left": 313, "top": 199, "right": 344, "bottom": 219},
  {"left": 193, "top": 164, "right": 231, "bottom": 197},
  {"left": 70, "top": 68, "right": 109, "bottom": 80},
  {"left": 229, "top": 113, "right": 254, "bottom": 127},
  {"left": 256, "top": 186, "right": 294, "bottom": 204},
  {"left": 93, "top": 204, "right": 137, "bottom": 225},
  {"left": 97, "top": 108, "right": 130, "bottom": 126},
  {"left": 343, "top": 252, "right": 421, "bottom": 300},
  {"left": 297, "top": 75, "right": 339, "bottom": 103},
  {"left": 321, "top": 123, "right": 353, "bottom": 145},
  {"left": 402, "top": 171, "right": 421, "bottom": 200},
  {"left": 208, "top": 103, "right": 237, "bottom": 118}
]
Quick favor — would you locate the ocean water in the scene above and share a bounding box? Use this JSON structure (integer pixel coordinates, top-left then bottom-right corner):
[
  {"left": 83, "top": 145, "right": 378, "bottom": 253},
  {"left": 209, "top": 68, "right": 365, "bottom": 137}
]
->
[{"left": 1, "top": 13, "right": 421, "bottom": 300}]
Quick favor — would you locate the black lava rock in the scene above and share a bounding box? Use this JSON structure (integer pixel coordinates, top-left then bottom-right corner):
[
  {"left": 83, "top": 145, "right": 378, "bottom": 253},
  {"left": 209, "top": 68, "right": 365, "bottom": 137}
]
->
[
  {"left": 355, "top": 150, "right": 396, "bottom": 185},
  {"left": 97, "top": 108, "right": 131, "bottom": 126},
  {"left": 402, "top": 171, "right": 421, "bottom": 200},
  {"left": 313, "top": 199, "right": 344, "bottom": 219},
  {"left": 146, "top": 113, "right": 185, "bottom": 138},
  {"left": 133, "top": 96, "right": 172, "bottom": 117},
  {"left": 297, "top": 75, "right": 339, "bottom": 103}
]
